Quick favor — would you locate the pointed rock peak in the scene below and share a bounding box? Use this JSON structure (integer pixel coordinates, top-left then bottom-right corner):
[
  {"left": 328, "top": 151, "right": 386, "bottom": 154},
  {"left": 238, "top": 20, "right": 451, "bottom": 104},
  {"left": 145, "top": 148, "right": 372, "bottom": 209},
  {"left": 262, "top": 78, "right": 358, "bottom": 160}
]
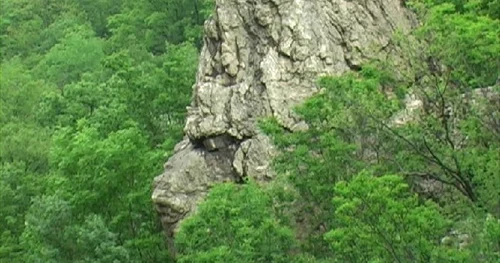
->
[{"left": 152, "top": 0, "right": 415, "bottom": 253}]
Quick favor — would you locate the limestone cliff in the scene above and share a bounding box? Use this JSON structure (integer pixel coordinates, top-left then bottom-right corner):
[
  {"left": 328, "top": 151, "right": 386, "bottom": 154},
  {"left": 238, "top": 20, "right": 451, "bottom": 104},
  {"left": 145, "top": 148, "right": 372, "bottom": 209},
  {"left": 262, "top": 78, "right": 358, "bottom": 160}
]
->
[{"left": 152, "top": 0, "right": 415, "bottom": 239}]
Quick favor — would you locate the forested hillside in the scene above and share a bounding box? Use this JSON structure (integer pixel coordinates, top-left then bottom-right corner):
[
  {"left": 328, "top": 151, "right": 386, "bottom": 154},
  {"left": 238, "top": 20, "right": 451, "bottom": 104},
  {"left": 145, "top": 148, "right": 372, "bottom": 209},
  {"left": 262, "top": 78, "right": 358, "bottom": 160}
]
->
[
  {"left": 0, "top": 0, "right": 212, "bottom": 262},
  {"left": 0, "top": 0, "right": 499, "bottom": 263}
]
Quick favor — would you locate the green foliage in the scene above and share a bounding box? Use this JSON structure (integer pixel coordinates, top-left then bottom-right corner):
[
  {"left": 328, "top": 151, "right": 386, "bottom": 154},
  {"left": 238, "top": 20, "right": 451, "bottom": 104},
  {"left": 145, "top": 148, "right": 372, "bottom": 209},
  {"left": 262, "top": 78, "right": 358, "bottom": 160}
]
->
[
  {"left": 260, "top": 66, "right": 405, "bottom": 256},
  {"left": 415, "top": 2, "right": 500, "bottom": 88},
  {"left": 0, "top": 0, "right": 203, "bottom": 261},
  {"left": 0, "top": 59, "right": 48, "bottom": 123},
  {"left": 0, "top": 162, "right": 44, "bottom": 262},
  {"left": 107, "top": 0, "right": 213, "bottom": 53},
  {"left": 21, "top": 195, "right": 130, "bottom": 263},
  {"left": 390, "top": 1, "right": 500, "bottom": 216},
  {"left": 1, "top": 0, "right": 498, "bottom": 262},
  {"left": 260, "top": 1, "right": 499, "bottom": 257},
  {"left": 34, "top": 27, "right": 104, "bottom": 88},
  {"left": 0, "top": 122, "right": 51, "bottom": 173},
  {"left": 72, "top": 215, "right": 130, "bottom": 263},
  {"left": 475, "top": 215, "right": 500, "bottom": 261},
  {"left": 1, "top": 0, "right": 45, "bottom": 59},
  {"left": 431, "top": 213, "right": 500, "bottom": 263},
  {"left": 275, "top": 61, "right": 498, "bottom": 258},
  {"left": 50, "top": 124, "right": 149, "bottom": 213},
  {"left": 21, "top": 195, "right": 75, "bottom": 263},
  {"left": 415, "top": 0, "right": 500, "bottom": 19},
  {"left": 175, "top": 181, "right": 297, "bottom": 263},
  {"left": 326, "top": 172, "right": 450, "bottom": 262},
  {"left": 98, "top": 43, "right": 198, "bottom": 143},
  {"left": 0, "top": 59, "right": 51, "bottom": 172},
  {"left": 74, "top": 0, "right": 123, "bottom": 37},
  {"left": 0, "top": 0, "right": 76, "bottom": 60}
]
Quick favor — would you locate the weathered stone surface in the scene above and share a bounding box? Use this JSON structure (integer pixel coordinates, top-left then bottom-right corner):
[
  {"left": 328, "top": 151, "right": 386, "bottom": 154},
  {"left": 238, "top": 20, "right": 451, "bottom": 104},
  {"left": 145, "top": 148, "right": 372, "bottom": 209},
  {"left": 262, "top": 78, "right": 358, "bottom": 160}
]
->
[
  {"left": 232, "top": 134, "right": 277, "bottom": 181},
  {"left": 152, "top": 0, "right": 415, "bottom": 243},
  {"left": 152, "top": 138, "right": 239, "bottom": 231}
]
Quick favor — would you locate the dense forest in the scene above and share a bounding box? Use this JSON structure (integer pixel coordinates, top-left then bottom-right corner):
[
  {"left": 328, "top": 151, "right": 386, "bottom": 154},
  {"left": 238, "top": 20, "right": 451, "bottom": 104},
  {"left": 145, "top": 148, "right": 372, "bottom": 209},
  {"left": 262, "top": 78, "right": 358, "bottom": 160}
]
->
[
  {"left": 1, "top": 0, "right": 211, "bottom": 262},
  {"left": 0, "top": 0, "right": 499, "bottom": 263}
]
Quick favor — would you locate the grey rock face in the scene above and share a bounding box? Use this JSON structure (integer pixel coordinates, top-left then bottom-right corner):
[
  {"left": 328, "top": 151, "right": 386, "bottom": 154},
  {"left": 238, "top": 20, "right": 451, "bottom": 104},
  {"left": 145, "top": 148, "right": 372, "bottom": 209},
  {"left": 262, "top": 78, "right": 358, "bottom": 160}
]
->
[{"left": 152, "top": 0, "right": 415, "bottom": 241}]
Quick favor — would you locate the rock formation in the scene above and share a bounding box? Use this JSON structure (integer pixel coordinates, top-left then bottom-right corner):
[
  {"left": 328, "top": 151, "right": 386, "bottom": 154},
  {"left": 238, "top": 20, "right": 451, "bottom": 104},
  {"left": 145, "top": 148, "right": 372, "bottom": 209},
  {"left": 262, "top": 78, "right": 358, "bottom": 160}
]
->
[{"left": 152, "top": 0, "right": 415, "bottom": 242}]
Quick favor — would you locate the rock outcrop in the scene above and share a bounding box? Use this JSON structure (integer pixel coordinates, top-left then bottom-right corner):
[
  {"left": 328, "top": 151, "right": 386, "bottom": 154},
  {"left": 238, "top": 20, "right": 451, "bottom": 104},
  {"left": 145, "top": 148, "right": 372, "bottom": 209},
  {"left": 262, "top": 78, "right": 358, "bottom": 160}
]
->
[{"left": 152, "top": 0, "right": 415, "bottom": 242}]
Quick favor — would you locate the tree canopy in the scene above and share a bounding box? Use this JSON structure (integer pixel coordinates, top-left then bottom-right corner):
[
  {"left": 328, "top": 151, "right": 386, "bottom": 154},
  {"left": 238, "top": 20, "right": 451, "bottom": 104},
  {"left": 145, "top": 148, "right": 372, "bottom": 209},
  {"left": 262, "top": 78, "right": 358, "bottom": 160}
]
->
[
  {"left": 1, "top": 0, "right": 498, "bottom": 262},
  {"left": 1, "top": 0, "right": 211, "bottom": 262}
]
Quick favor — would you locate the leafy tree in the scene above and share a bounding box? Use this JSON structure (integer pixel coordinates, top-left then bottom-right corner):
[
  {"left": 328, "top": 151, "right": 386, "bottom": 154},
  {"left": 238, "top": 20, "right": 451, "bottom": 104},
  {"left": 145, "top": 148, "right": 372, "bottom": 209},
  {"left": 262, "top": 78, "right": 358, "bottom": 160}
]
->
[
  {"left": 73, "top": 0, "right": 123, "bottom": 37},
  {"left": 416, "top": 0, "right": 500, "bottom": 19},
  {"left": 411, "top": 2, "right": 500, "bottom": 88},
  {"left": 262, "top": 7, "right": 499, "bottom": 253},
  {"left": 325, "top": 172, "right": 450, "bottom": 263},
  {"left": 21, "top": 195, "right": 130, "bottom": 263},
  {"left": 260, "top": 66, "right": 403, "bottom": 257},
  {"left": 35, "top": 13, "right": 93, "bottom": 57},
  {"left": 0, "top": 0, "right": 77, "bottom": 60},
  {"left": 21, "top": 195, "right": 75, "bottom": 263},
  {"left": 34, "top": 26, "right": 104, "bottom": 89},
  {"left": 0, "top": 59, "right": 51, "bottom": 172},
  {"left": 175, "top": 181, "right": 297, "bottom": 263},
  {"left": 0, "top": 162, "right": 45, "bottom": 262},
  {"left": 99, "top": 43, "right": 198, "bottom": 144},
  {"left": 0, "top": 122, "right": 51, "bottom": 174},
  {"left": 0, "top": 59, "right": 47, "bottom": 123},
  {"left": 386, "top": 1, "right": 500, "bottom": 215},
  {"left": 1, "top": 0, "right": 206, "bottom": 261},
  {"left": 48, "top": 120, "right": 173, "bottom": 262},
  {"left": 473, "top": 215, "right": 500, "bottom": 262},
  {"left": 72, "top": 215, "right": 130, "bottom": 263},
  {"left": 107, "top": 0, "right": 212, "bottom": 54},
  {"left": 0, "top": 0, "right": 45, "bottom": 59},
  {"left": 2, "top": 0, "right": 498, "bottom": 262}
]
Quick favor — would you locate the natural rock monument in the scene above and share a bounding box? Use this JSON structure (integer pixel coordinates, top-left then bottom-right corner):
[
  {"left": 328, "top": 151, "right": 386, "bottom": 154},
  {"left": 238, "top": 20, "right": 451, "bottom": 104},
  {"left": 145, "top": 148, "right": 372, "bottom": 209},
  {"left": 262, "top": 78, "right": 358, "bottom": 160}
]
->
[{"left": 152, "top": 0, "right": 415, "bottom": 242}]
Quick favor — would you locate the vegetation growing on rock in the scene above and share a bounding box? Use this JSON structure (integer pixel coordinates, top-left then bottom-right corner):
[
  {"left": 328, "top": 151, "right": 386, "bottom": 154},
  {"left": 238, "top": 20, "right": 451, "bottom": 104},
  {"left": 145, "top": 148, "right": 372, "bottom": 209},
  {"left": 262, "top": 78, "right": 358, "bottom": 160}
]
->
[{"left": 0, "top": 0, "right": 498, "bottom": 262}]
